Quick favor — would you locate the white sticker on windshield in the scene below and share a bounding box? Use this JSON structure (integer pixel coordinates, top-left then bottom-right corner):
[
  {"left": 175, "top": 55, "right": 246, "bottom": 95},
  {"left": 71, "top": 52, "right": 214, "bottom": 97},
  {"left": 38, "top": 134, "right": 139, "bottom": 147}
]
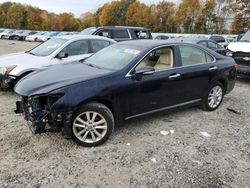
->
[
  {"left": 124, "top": 49, "right": 140, "bottom": 55},
  {"left": 47, "top": 44, "right": 59, "bottom": 49}
]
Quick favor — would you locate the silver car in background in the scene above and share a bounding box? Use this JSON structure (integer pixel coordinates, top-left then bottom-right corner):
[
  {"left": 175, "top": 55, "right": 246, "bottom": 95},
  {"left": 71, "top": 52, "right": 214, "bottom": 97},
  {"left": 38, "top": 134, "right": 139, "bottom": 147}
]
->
[{"left": 0, "top": 35, "right": 116, "bottom": 89}]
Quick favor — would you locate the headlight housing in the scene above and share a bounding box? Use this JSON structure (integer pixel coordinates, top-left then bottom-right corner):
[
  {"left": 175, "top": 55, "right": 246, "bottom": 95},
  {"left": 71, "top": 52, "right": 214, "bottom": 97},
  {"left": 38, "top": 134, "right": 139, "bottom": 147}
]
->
[
  {"left": 0, "top": 65, "right": 17, "bottom": 75},
  {"left": 226, "top": 50, "right": 233, "bottom": 57}
]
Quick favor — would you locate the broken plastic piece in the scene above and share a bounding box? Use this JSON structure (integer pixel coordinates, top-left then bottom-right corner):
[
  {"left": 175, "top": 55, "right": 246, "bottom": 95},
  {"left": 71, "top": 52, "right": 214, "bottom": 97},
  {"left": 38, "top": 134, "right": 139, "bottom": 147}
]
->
[
  {"left": 160, "top": 130, "right": 169, "bottom": 136},
  {"left": 200, "top": 132, "right": 211, "bottom": 137}
]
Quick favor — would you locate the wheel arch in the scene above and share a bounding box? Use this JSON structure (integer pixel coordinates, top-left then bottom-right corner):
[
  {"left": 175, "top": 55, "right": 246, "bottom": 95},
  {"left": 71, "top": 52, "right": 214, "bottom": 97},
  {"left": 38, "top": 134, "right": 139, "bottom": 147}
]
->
[
  {"left": 216, "top": 77, "right": 228, "bottom": 93},
  {"left": 75, "top": 98, "right": 117, "bottom": 122}
]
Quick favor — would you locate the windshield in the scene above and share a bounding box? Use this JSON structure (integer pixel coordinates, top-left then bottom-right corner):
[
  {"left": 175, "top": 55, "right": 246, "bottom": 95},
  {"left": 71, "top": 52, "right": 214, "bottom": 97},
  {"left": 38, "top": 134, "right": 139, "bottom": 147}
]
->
[
  {"left": 84, "top": 45, "right": 141, "bottom": 71},
  {"left": 29, "top": 38, "right": 67, "bottom": 56},
  {"left": 80, "top": 27, "right": 97, "bottom": 35},
  {"left": 240, "top": 30, "right": 250, "bottom": 42}
]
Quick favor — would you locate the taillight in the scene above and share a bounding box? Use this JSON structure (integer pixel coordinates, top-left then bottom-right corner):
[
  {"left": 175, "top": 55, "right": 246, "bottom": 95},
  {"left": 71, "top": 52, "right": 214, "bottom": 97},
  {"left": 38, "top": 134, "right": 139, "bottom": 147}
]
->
[{"left": 233, "top": 63, "right": 238, "bottom": 69}]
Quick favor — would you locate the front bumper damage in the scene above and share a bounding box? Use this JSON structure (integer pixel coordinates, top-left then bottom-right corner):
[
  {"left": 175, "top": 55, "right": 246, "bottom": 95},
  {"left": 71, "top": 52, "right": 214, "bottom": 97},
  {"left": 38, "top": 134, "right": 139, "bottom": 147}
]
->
[
  {"left": 0, "top": 74, "right": 16, "bottom": 89},
  {"left": 15, "top": 95, "right": 73, "bottom": 138}
]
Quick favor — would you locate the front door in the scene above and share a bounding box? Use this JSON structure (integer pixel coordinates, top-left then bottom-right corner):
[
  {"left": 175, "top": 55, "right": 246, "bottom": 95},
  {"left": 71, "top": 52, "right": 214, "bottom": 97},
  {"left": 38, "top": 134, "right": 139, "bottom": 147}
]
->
[{"left": 123, "top": 46, "right": 188, "bottom": 118}]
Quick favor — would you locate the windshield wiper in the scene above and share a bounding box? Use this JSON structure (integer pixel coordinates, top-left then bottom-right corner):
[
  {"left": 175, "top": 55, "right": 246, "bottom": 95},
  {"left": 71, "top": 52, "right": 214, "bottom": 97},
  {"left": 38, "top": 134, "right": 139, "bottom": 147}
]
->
[
  {"left": 26, "top": 51, "right": 37, "bottom": 56},
  {"left": 84, "top": 63, "right": 102, "bottom": 69}
]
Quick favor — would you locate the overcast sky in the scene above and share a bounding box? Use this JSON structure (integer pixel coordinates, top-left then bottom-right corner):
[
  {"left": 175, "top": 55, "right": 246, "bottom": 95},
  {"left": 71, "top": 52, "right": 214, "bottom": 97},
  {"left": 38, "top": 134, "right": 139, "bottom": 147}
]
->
[{"left": 0, "top": 0, "right": 179, "bottom": 17}]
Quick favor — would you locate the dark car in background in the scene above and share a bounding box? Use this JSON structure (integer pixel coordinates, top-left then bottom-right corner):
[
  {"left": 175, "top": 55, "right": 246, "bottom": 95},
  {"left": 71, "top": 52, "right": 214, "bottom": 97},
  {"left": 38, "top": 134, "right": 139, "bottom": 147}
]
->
[
  {"left": 79, "top": 26, "right": 152, "bottom": 42},
  {"left": 168, "top": 37, "right": 227, "bottom": 55},
  {"left": 208, "top": 35, "right": 228, "bottom": 48},
  {"left": 154, "top": 35, "right": 170, "bottom": 40},
  {"left": 15, "top": 40, "right": 237, "bottom": 147}
]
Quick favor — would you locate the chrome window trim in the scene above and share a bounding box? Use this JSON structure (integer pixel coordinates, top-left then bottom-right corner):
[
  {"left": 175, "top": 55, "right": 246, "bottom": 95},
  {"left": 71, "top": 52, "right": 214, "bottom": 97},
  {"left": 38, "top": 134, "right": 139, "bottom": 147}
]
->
[
  {"left": 127, "top": 29, "right": 132, "bottom": 39},
  {"left": 125, "top": 44, "right": 216, "bottom": 77}
]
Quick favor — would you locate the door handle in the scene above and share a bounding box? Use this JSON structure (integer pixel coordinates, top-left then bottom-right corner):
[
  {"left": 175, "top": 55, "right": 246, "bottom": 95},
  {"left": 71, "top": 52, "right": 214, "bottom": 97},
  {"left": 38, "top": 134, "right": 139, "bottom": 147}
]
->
[
  {"left": 209, "top": 66, "right": 217, "bottom": 71},
  {"left": 168, "top": 73, "right": 181, "bottom": 80}
]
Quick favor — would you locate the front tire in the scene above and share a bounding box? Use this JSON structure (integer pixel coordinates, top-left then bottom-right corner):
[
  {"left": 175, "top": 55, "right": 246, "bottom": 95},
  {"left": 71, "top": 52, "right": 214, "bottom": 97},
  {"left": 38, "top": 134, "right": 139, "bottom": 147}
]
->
[
  {"left": 201, "top": 82, "right": 224, "bottom": 111},
  {"left": 71, "top": 102, "right": 114, "bottom": 147}
]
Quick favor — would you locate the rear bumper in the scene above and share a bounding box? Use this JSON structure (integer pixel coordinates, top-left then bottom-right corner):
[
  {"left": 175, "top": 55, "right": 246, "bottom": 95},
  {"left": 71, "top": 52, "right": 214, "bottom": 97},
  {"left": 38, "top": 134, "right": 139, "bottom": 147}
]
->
[{"left": 237, "top": 65, "right": 250, "bottom": 76}]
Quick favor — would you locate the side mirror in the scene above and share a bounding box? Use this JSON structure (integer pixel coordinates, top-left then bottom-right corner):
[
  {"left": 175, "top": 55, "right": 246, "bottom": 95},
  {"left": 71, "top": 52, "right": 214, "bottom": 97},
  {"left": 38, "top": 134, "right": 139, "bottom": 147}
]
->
[
  {"left": 133, "top": 66, "right": 155, "bottom": 80},
  {"left": 57, "top": 51, "right": 68, "bottom": 59}
]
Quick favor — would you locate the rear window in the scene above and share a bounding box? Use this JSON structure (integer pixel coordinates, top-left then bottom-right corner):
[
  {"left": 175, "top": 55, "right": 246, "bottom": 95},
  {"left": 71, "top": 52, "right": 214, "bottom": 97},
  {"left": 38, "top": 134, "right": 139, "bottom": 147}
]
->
[
  {"left": 113, "top": 29, "right": 129, "bottom": 39},
  {"left": 179, "top": 46, "right": 214, "bottom": 66},
  {"left": 210, "top": 36, "right": 225, "bottom": 43}
]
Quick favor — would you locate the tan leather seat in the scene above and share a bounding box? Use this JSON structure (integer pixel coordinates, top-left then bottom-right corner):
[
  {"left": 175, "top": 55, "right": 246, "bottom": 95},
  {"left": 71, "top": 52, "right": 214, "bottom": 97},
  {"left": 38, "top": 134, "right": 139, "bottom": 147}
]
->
[{"left": 154, "top": 49, "right": 173, "bottom": 70}]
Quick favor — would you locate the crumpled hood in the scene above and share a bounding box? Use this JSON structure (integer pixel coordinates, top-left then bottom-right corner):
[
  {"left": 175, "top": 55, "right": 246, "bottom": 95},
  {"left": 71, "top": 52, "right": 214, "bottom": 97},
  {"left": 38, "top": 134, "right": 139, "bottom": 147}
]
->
[
  {"left": 14, "top": 62, "right": 112, "bottom": 96},
  {"left": 0, "top": 52, "right": 48, "bottom": 74},
  {"left": 227, "top": 42, "right": 250, "bottom": 53}
]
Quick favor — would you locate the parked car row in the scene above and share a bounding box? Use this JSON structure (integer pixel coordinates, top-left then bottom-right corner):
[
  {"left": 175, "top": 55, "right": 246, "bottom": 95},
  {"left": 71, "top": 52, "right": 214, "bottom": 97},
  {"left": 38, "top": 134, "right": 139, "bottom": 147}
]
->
[
  {"left": 0, "top": 26, "right": 245, "bottom": 147},
  {"left": 0, "top": 28, "right": 78, "bottom": 42}
]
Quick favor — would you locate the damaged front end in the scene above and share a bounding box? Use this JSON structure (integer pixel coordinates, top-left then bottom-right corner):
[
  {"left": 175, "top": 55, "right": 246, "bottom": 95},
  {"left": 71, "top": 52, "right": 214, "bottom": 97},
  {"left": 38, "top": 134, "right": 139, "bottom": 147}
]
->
[
  {"left": 15, "top": 94, "right": 72, "bottom": 137},
  {"left": 0, "top": 65, "right": 17, "bottom": 89},
  {"left": 0, "top": 75, "right": 16, "bottom": 89}
]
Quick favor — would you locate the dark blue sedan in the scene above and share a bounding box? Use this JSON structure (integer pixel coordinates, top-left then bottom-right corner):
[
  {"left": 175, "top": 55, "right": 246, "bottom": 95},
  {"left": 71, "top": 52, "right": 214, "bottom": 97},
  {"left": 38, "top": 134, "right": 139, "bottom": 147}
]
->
[{"left": 15, "top": 40, "right": 237, "bottom": 147}]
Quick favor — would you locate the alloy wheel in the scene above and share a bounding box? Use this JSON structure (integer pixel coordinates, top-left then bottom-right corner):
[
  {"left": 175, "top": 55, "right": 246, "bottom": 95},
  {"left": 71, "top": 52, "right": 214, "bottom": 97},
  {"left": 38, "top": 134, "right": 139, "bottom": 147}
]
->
[
  {"left": 72, "top": 111, "right": 108, "bottom": 144},
  {"left": 208, "top": 86, "right": 223, "bottom": 109}
]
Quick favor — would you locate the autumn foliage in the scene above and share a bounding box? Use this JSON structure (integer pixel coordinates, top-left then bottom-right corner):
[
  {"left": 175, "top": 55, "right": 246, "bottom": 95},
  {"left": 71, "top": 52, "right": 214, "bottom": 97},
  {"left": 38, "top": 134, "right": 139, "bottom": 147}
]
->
[{"left": 0, "top": 0, "right": 249, "bottom": 34}]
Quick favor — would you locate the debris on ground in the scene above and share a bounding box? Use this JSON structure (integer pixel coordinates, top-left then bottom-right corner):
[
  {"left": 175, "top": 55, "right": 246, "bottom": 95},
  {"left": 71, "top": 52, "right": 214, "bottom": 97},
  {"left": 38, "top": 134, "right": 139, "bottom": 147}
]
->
[
  {"left": 200, "top": 131, "right": 211, "bottom": 138},
  {"left": 160, "top": 130, "right": 169, "bottom": 136},
  {"left": 227, "top": 108, "right": 241, "bottom": 115},
  {"left": 150, "top": 158, "right": 157, "bottom": 163}
]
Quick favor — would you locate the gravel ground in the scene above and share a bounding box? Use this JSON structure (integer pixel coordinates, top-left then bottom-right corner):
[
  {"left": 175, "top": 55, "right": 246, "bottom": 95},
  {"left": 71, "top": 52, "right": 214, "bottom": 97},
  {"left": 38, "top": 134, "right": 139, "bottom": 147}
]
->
[{"left": 0, "top": 40, "right": 249, "bottom": 188}]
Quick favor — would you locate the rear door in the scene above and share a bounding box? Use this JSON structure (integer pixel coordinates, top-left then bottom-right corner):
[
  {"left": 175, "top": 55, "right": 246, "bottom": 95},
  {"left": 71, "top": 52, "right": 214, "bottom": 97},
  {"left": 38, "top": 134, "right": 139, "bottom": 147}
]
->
[
  {"left": 175, "top": 45, "right": 218, "bottom": 101},
  {"left": 89, "top": 39, "right": 113, "bottom": 53}
]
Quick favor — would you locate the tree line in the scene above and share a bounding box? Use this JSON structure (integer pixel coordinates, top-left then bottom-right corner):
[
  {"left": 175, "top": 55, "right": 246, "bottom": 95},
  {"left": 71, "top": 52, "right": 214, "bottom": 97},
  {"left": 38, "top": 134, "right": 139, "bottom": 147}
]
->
[{"left": 0, "top": 0, "right": 249, "bottom": 34}]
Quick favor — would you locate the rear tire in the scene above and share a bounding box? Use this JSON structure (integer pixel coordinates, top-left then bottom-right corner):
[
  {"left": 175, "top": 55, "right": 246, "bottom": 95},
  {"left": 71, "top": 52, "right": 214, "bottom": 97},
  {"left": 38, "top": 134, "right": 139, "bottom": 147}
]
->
[
  {"left": 71, "top": 102, "right": 114, "bottom": 147},
  {"left": 201, "top": 82, "right": 224, "bottom": 111}
]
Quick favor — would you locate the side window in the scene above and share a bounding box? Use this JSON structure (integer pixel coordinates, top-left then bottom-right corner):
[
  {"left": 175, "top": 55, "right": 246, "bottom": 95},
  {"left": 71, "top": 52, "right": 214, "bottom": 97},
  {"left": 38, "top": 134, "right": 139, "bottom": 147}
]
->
[
  {"left": 113, "top": 29, "right": 129, "bottom": 39},
  {"left": 91, "top": 40, "right": 111, "bottom": 53},
  {"left": 134, "top": 30, "right": 150, "bottom": 39},
  {"left": 96, "top": 29, "right": 111, "bottom": 38},
  {"left": 136, "top": 47, "right": 173, "bottom": 71},
  {"left": 207, "top": 41, "right": 217, "bottom": 49},
  {"left": 179, "top": 46, "right": 213, "bottom": 66},
  {"left": 65, "top": 40, "right": 89, "bottom": 56},
  {"left": 198, "top": 41, "right": 207, "bottom": 47}
]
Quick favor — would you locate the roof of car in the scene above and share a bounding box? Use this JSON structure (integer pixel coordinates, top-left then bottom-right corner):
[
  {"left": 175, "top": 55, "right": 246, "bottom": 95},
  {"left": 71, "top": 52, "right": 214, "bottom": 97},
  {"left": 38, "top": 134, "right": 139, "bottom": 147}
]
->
[
  {"left": 167, "top": 37, "right": 217, "bottom": 43},
  {"left": 117, "top": 39, "right": 223, "bottom": 58},
  {"left": 90, "top": 26, "right": 150, "bottom": 30},
  {"left": 54, "top": 34, "right": 116, "bottom": 42}
]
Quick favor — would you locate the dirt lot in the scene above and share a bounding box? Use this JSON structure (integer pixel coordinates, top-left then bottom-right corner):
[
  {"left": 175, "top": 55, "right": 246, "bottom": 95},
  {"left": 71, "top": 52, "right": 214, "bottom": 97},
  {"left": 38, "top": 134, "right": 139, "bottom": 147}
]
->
[{"left": 0, "top": 40, "right": 249, "bottom": 188}]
